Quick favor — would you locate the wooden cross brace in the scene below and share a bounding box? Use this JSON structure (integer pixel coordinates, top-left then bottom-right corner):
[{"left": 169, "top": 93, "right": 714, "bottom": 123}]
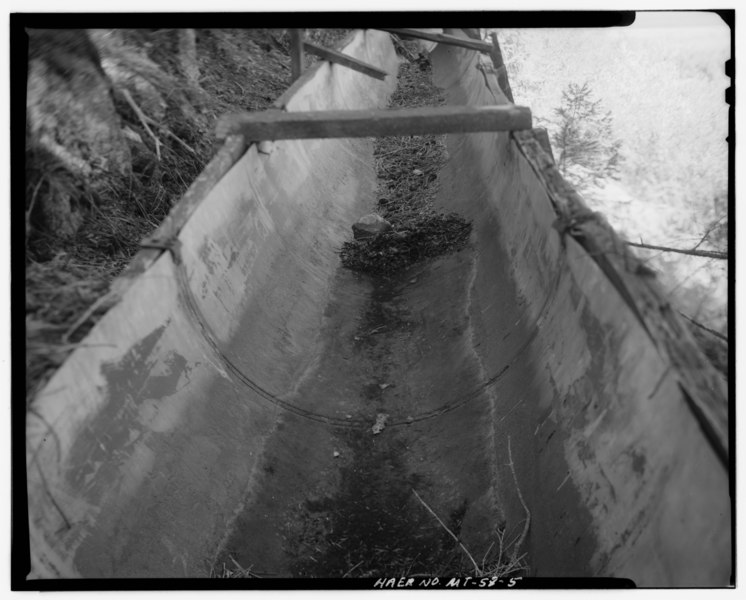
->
[{"left": 215, "top": 105, "right": 533, "bottom": 141}]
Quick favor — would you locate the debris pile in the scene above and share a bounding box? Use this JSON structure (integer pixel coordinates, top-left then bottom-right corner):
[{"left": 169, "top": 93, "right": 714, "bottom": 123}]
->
[
  {"left": 340, "top": 49, "right": 472, "bottom": 276},
  {"left": 340, "top": 213, "right": 471, "bottom": 275}
]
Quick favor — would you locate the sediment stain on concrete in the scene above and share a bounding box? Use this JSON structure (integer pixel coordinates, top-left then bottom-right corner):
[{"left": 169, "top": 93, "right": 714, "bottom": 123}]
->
[
  {"left": 66, "top": 322, "right": 193, "bottom": 496},
  {"left": 215, "top": 252, "right": 503, "bottom": 577}
]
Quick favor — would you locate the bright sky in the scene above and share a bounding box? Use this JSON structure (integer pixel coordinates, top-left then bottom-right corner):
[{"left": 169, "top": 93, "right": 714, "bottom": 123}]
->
[
  {"left": 4, "top": 0, "right": 740, "bottom": 10},
  {"left": 632, "top": 10, "right": 729, "bottom": 29},
  {"left": 629, "top": 10, "right": 731, "bottom": 47}
]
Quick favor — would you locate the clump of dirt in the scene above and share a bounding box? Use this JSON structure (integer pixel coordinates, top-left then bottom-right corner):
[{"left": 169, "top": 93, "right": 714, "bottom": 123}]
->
[
  {"left": 340, "top": 48, "right": 472, "bottom": 275},
  {"left": 340, "top": 214, "right": 471, "bottom": 275}
]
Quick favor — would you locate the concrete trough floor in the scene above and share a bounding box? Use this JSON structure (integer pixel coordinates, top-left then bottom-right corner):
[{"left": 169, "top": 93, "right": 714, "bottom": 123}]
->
[{"left": 25, "top": 30, "right": 731, "bottom": 585}]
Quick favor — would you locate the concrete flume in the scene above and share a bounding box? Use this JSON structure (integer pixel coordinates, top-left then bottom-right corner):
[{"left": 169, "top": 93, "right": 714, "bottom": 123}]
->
[{"left": 26, "top": 29, "right": 730, "bottom": 585}]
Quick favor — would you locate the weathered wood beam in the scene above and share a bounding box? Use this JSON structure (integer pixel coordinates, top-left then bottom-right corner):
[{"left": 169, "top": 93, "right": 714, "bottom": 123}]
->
[
  {"left": 215, "top": 105, "right": 532, "bottom": 141},
  {"left": 303, "top": 40, "right": 389, "bottom": 80},
  {"left": 378, "top": 28, "right": 493, "bottom": 53},
  {"left": 289, "top": 29, "right": 304, "bottom": 81},
  {"left": 489, "top": 31, "right": 515, "bottom": 103}
]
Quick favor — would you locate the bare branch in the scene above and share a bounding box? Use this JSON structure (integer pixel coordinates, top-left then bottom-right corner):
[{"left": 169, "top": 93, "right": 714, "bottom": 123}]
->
[
  {"left": 679, "top": 311, "right": 728, "bottom": 342},
  {"left": 692, "top": 215, "right": 727, "bottom": 252},
  {"left": 626, "top": 241, "right": 727, "bottom": 260}
]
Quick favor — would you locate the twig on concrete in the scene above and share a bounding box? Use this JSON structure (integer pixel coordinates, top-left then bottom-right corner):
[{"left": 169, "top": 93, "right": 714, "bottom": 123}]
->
[
  {"left": 412, "top": 488, "right": 481, "bottom": 574},
  {"left": 342, "top": 560, "right": 363, "bottom": 578},
  {"left": 506, "top": 436, "right": 531, "bottom": 565},
  {"left": 497, "top": 397, "right": 526, "bottom": 424},
  {"left": 556, "top": 471, "right": 572, "bottom": 492},
  {"left": 479, "top": 525, "right": 527, "bottom": 577}
]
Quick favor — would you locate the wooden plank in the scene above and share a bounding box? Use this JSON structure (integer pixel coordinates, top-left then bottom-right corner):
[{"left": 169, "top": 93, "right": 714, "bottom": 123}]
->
[
  {"left": 274, "top": 30, "right": 358, "bottom": 109},
  {"left": 461, "top": 28, "right": 483, "bottom": 40},
  {"left": 303, "top": 40, "right": 388, "bottom": 80},
  {"left": 378, "top": 28, "right": 493, "bottom": 53},
  {"left": 289, "top": 29, "right": 304, "bottom": 81},
  {"left": 215, "top": 105, "right": 533, "bottom": 141}
]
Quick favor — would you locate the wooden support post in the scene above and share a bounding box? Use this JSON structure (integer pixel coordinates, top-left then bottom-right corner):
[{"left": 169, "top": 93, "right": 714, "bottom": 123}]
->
[
  {"left": 378, "top": 28, "right": 493, "bottom": 53},
  {"left": 461, "top": 28, "right": 483, "bottom": 41},
  {"left": 489, "top": 31, "right": 515, "bottom": 103},
  {"left": 290, "top": 29, "right": 304, "bottom": 82},
  {"left": 274, "top": 31, "right": 358, "bottom": 110},
  {"left": 303, "top": 41, "right": 389, "bottom": 80},
  {"left": 531, "top": 127, "right": 554, "bottom": 163},
  {"left": 215, "top": 105, "right": 532, "bottom": 141}
]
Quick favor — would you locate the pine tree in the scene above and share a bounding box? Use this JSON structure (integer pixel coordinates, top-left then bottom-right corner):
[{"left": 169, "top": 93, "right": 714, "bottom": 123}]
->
[{"left": 550, "top": 82, "right": 623, "bottom": 190}]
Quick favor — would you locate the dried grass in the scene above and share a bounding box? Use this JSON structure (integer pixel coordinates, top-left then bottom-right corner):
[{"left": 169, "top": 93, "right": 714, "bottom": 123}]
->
[
  {"left": 412, "top": 487, "right": 529, "bottom": 580},
  {"left": 210, "top": 556, "right": 261, "bottom": 579},
  {"left": 25, "top": 252, "right": 121, "bottom": 406}
]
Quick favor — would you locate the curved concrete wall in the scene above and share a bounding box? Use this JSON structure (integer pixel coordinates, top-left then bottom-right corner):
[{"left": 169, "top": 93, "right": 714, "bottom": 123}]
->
[
  {"left": 26, "top": 29, "right": 730, "bottom": 585},
  {"left": 26, "top": 29, "right": 400, "bottom": 578},
  {"left": 430, "top": 37, "right": 730, "bottom": 585}
]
